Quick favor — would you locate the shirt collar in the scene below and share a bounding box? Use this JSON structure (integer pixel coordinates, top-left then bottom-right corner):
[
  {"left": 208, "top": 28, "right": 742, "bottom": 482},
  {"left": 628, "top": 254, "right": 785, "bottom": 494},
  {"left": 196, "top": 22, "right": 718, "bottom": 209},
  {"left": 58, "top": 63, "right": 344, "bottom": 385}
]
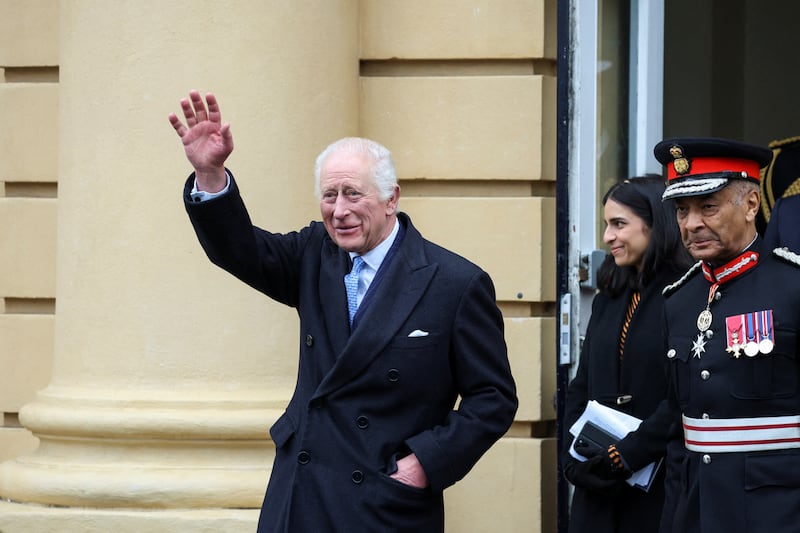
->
[{"left": 349, "top": 218, "right": 400, "bottom": 272}]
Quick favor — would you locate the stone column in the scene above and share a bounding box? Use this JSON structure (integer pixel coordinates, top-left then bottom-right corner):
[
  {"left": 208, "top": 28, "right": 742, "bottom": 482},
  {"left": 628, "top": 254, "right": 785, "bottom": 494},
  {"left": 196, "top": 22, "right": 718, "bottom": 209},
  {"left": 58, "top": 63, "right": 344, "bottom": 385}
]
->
[{"left": 0, "top": 1, "right": 358, "bottom": 530}]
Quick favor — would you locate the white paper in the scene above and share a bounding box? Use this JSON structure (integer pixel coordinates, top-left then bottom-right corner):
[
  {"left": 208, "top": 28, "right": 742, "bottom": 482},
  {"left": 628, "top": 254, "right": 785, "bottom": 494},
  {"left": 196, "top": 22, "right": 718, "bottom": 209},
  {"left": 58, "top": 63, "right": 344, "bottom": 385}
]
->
[{"left": 569, "top": 400, "right": 661, "bottom": 491}]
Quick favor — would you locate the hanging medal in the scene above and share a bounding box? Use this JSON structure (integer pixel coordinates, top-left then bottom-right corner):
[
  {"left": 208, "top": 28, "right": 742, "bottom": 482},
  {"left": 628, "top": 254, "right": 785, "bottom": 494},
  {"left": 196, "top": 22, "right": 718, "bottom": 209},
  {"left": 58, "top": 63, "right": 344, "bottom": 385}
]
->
[
  {"left": 744, "top": 312, "right": 759, "bottom": 357},
  {"left": 697, "top": 282, "right": 718, "bottom": 333},
  {"left": 725, "top": 314, "right": 744, "bottom": 358},
  {"left": 758, "top": 309, "right": 775, "bottom": 354},
  {"left": 691, "top": 333, "right": 707, "bottom": 358}
]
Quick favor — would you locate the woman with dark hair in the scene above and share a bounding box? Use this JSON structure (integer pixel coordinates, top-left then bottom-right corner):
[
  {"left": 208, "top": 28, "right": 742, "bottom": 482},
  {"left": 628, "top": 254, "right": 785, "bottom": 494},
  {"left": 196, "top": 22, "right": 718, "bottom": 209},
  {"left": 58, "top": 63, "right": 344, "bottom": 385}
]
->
[{"left": 562, "top": 176, "right": 694, "bottom": 533}]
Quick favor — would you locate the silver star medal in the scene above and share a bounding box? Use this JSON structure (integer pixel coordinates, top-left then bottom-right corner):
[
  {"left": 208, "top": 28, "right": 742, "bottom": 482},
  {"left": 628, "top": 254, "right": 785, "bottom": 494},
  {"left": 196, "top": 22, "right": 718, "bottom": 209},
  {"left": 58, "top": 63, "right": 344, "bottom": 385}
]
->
[{"left": 692, "top": 333, "right": 707, "bottom": 358}]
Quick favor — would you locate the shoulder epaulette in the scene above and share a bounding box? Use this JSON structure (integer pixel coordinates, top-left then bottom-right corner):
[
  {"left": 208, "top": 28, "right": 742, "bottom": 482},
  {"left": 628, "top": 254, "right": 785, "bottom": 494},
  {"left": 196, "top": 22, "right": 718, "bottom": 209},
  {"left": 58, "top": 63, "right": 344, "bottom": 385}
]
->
[
  {"left": 773, "top": 247, "right": 800, "bottom": 267},
  {"left": 662, "top": 261, "right": 703, "bottom": 296}
]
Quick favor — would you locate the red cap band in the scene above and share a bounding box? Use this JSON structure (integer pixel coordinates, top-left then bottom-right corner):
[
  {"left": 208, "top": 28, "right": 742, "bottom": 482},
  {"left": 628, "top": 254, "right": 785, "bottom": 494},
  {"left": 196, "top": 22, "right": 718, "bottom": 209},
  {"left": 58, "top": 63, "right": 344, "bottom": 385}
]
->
[{"left": 668, "top": 157, "right": 762, "bottom": 181}]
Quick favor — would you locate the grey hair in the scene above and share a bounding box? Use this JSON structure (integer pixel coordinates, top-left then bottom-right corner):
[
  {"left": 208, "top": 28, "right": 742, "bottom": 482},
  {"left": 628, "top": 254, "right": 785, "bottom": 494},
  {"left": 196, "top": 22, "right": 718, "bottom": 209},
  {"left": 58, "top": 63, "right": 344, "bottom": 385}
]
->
[
  {"left": 729, "top": 179, "right": 759, "bottom": 205},
  {"left": 314, "top": 137, "right": 398, "bottom": 201}
]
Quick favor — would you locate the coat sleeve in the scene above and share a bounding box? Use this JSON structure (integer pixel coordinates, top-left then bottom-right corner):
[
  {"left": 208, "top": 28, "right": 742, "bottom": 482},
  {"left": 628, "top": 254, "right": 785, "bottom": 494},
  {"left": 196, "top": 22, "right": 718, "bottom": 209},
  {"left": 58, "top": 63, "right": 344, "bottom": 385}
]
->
[
  {"left": 183, "top": 172, "right": 312, "bottom": 307},
  {"left": 562, "top": 293, "right": 606, "bottom": 454},
  {"left": 404, "top": 269, "right": 518, "bottom": 492}
]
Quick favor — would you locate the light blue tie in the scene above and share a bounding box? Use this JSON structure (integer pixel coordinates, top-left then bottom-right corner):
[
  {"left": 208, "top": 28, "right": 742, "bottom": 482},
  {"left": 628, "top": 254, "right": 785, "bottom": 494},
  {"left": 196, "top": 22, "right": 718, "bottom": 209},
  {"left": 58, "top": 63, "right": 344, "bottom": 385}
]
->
[{"left": 345, "top": 256, "right": 365, "bottom": 325}]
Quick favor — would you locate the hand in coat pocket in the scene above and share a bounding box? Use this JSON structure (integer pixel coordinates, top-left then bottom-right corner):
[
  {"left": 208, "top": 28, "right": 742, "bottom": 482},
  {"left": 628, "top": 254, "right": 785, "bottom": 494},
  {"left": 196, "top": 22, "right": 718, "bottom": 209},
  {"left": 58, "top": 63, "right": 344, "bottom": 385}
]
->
[{"left": 388, "top": 452, "right": 429, "bottom": 489}]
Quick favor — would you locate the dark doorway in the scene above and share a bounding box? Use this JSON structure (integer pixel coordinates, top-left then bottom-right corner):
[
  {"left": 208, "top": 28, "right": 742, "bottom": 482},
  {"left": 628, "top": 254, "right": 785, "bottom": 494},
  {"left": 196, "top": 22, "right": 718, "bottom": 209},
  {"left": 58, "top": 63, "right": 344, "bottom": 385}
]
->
[{"left": 663, "top": 0, "right": 800, "bottom": 146}]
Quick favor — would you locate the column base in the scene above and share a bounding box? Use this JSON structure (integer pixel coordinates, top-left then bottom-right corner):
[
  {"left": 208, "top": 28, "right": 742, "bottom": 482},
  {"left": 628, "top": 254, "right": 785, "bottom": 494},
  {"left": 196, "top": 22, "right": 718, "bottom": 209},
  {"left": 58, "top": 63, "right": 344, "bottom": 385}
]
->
[
  {"left": 0, "top": 500, "right": 260, "bottom": 533},
  {"left": 0, "top": 388, "right": 282, "bottom": 508}
]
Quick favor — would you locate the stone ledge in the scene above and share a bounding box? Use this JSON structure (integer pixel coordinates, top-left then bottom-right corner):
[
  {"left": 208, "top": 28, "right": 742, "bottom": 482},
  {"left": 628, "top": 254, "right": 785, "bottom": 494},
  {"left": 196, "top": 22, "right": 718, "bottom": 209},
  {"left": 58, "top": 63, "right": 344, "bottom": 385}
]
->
[{"left": 0, "top": 500, "right": 259, "bottom": 533}]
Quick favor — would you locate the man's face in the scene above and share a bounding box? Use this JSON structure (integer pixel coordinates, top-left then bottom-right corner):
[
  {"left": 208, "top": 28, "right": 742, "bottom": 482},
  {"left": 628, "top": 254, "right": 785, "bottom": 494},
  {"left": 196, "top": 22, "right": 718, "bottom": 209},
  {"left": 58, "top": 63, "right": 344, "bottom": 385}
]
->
[
  {"left": 319, "top": 151, "right": 399, "bottom": 255},
  {"left": 674, "top": 184, "right": 759, "bottom": 265}
]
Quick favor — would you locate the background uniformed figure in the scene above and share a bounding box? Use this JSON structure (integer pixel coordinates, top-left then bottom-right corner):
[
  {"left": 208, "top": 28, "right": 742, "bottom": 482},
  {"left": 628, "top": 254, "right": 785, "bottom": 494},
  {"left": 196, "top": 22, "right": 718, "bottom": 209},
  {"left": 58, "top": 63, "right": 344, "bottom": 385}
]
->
[
  {"left": 655, "top": 137, "right": 800, "bottom": 533},
  {"left": 761, "top": 136, "right": 800, "bottom": 249},
  {"left": 764, "top": 194, "right": 800, "bottom": 249},
  {"left": 169, "top": 91, "right": 518, "bottom": 533},
  {"left": 562, "top": 177, "right": 693, "bottom": 533}
]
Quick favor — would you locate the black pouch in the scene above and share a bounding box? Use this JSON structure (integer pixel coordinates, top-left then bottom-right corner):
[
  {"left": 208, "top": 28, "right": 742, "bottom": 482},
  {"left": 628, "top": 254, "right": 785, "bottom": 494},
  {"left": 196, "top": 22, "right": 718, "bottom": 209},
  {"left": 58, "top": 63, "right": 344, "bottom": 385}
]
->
[{"left": 575, "top": 421, "right": 617, "bottom": 459}]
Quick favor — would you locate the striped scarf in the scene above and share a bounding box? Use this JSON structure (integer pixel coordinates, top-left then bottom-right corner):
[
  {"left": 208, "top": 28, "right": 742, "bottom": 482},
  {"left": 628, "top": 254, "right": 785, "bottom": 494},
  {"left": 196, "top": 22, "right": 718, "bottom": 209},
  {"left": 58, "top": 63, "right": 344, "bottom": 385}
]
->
[{"left": 619, "top": 291, "right": 641, "bottom": 357}]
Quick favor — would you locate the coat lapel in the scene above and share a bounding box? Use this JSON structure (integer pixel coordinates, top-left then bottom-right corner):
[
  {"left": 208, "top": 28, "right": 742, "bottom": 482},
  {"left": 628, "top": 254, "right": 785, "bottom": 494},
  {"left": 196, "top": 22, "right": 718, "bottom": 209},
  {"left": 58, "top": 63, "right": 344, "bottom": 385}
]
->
[
  {"left": 319, "top": 241, "right": 351, "bottom": 358},
  {"left": 590, "top": 293, "right": 626, "bottom": 399},
  {"left": 313, "top": 216, "right": 436, "bottom": 399}
]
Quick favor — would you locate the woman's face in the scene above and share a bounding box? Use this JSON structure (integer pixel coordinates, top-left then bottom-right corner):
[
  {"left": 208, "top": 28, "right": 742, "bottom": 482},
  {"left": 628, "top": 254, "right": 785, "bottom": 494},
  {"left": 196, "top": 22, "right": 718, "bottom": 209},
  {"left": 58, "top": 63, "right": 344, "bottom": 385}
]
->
[{"left": 603, "top": 198, "right": 652, "bottom": 271}]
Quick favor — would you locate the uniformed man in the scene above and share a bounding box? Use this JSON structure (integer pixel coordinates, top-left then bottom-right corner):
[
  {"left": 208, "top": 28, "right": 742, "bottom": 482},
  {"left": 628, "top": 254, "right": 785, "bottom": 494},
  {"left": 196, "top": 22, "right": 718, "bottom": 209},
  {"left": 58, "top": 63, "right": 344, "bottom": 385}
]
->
[
  {"left": 655, "top": 137, "right": 800, "bottom": 533},
  {"left": 761, "top": 136, "right": 800, "bottom": 249},
  {"left": 756, "top": 136, "right": 800, "bottom": 240}
]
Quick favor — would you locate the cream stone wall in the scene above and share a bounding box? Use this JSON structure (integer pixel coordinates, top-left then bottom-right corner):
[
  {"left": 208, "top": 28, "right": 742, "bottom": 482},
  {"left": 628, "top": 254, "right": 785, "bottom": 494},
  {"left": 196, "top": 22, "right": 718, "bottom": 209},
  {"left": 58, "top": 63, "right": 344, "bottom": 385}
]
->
[
  {"left": 0, "top": 0, "right": 58, "bottom": 468},
  {"left": 0, "top": 1, "right": 557, "bottom": 532},
  {"left": 361, "top": 3, "right": 558, "bottom": 530}
]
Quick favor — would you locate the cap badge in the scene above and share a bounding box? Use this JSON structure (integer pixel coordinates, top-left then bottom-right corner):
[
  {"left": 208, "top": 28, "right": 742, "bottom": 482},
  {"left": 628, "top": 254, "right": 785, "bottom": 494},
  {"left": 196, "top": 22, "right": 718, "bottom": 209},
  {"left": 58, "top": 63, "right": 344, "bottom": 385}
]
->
[{"left": 670, "top": 144, "right": 691, "bottom": 175}]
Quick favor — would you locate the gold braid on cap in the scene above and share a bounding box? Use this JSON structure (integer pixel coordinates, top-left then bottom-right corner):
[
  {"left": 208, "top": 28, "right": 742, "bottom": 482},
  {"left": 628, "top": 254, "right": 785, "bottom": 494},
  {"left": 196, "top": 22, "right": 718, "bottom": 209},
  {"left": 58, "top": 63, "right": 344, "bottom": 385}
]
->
[{"left": 768, "top": 136, "right": 800, "bottom": 149}]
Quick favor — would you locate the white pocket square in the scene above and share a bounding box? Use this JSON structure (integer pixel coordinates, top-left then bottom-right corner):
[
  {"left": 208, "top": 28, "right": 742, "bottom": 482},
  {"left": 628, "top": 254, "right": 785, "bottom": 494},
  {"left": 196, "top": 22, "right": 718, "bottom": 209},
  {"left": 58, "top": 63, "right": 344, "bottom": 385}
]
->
[{"left": 407, "top": 329, "right": 429, "bottom": 338}]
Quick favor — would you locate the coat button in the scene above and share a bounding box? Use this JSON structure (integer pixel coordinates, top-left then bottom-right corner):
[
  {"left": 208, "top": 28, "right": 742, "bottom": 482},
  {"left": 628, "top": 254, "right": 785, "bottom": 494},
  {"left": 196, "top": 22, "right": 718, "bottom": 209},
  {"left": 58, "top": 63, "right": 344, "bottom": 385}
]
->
[
  {"left": 702, "top": 454, "right": 712, "bottom": 464},
  {"left": 305, "top": 334, "right": 314, "bottom": 347},
  {"left": 700, "top": 370, "right": 710, "bottom": 381},
  {"left": 667, "top": 349, "right": 676, "bottom": 359},
  {"left": 387, "top": 369, "right": 400, "bottom": 382},
  {"left": 297, "top": 451, "right": 311, "bottom": 464},
  {"left": 351, "top": 470, "right": 364, "bottom": 484},
  {"left": 702, "top": 413, "right": 710, "bottom": 420},
  {"left": 356, "top": 415, "right": 369, "bottom": 429}
]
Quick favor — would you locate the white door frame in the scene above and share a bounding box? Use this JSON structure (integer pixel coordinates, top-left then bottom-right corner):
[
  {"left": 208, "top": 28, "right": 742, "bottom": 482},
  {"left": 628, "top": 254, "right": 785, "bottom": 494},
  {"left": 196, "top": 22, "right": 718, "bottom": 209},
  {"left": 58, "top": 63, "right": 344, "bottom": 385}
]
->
[{"left": 565, "top": 0, "right": 665, "bottom": 366}]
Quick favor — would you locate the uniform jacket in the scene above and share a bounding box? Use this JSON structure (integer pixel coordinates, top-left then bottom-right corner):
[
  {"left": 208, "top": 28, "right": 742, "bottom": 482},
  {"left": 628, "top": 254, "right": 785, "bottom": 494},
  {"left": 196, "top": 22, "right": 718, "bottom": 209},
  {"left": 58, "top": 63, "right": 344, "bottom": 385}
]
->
[
  {"left": 563, "top": 269, "right": 681, "bottom": 533},
  {"left": 764, "top": 195, "right": 800, "bottom": 250},
  {"left": 662, "top": 238, "right": 800, "bottom": 533},
  {"left": 184, "top": 174, "right": 518, "bottom": 533}
]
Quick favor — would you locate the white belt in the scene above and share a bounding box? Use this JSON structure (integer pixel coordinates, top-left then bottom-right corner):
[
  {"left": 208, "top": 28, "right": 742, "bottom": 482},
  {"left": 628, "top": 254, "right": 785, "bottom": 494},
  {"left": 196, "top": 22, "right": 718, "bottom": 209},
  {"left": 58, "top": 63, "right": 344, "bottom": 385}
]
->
[{"left": 683, "top": 414, "right": 800, "bottom": 453}]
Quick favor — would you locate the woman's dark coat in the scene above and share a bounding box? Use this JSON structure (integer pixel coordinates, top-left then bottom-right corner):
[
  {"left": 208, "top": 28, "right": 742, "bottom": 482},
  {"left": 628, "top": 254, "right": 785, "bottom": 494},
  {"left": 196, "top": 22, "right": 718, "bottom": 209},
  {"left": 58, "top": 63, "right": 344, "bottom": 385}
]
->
[{"left": 563, "top": 270, "right": 681, "bottom": 533}]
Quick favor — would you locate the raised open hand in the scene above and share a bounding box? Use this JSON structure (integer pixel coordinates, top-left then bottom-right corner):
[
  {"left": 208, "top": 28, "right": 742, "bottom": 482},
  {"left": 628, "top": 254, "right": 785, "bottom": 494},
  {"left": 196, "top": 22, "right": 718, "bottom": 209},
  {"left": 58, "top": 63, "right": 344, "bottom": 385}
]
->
[{"left": 168, "top": 90, "right": 233, "bottom": 192}]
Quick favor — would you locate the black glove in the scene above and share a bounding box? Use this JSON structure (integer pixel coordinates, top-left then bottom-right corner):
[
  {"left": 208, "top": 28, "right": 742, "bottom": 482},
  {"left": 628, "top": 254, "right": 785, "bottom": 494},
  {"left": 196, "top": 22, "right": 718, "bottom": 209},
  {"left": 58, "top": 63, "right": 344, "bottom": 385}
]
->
[{"left": 563, "top": 455, "right": 623, "bottom": 495}]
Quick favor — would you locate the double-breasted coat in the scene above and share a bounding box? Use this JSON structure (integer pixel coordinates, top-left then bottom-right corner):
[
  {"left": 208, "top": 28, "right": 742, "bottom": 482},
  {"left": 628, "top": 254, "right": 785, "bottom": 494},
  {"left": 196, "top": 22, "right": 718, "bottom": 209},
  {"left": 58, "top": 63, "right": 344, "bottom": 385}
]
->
[
  {"left": 563, "top": 269, "right": 682, "bottom": 533},
  {"left": 661, "top": 239, "right": 800, "bottom": 533},
  {"left": 184, "top": 174, "right": 518, "bottom": 533}
]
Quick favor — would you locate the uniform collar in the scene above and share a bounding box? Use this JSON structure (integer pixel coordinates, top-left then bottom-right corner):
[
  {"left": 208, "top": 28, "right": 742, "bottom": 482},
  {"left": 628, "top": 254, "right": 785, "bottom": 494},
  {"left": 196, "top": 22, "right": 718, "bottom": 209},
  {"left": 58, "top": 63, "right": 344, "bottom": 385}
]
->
[{"left": 701, "top": 237, "right": 760, "bottom": 285}]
